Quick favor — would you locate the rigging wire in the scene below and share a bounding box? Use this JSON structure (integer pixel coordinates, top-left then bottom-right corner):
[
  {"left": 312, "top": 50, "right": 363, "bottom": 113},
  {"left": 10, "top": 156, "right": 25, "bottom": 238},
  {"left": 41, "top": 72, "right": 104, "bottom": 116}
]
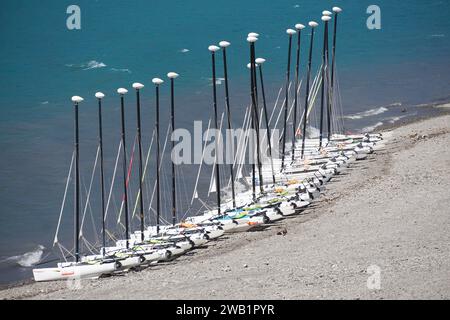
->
[{"left": 53, "top": 150, "right": 75, "bottom": 246}]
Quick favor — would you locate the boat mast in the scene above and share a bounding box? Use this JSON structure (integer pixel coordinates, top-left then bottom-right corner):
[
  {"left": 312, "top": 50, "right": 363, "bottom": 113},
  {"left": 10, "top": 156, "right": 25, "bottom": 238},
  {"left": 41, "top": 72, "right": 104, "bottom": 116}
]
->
[
  {"left": 167, "top": 72, "right": 179, "bottom": 226},
  {"left": 249, "top": 37, "right": 264, "bottom": 194},
  {"left": 219, "top": 41, "right": 236, "bottom": 208},
  {"left": 71, "top": 95, "right": 83, "bottom": 262},
  {"left": 319, "top": 15, "right": 331, "bottom": 148},
  {"left": 292, "top": 24, "right": 304, "bottom": 162},
  {"left": 255, "top": 57, "right": 276, "bottom": 185},
  {"left": 95, "top": 92, "right": 107, "bottom": 255},
  {"left": 117, "top": 88, "right": 130, "bottom": 248},
  {"left": 246, "top": 62, "right": 257, "bottom": 201},
  {"left": 152, "top": 78, "right": 164, "bottom": 233},
  {"left": 281, "top": 29, "right": 296, "bottom": 171},
  {"left": 329, "top": 7, "right": 342, "bottom": 140},
  {"left": 247, "top": 31, "right": 261, "bottom": 196},
  {"left": 300, "top": 21, "right": 318, "bottom": 159},
  {"left": 247, "top": 36, "right": 258, "bottom": 200},
  {"left": 208, "top": 45, "right": 222, "bottom": 215},
  {"left": 132, "top": 83, "right": 145, "bottom": 242}
]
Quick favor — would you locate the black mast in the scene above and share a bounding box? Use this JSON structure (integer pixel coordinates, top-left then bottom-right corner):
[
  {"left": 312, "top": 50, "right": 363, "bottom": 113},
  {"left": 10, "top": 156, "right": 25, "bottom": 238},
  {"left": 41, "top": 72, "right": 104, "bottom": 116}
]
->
[
  {"left": 219, "top": 41, "right": 236, "bottom": 208},
  {"left": 95, "top": 92, "right": 107, "bottom": 255},
  {"left": 256, "top": 57, "right": 276, "bottom": 185},
  {"left": 319, "top": 16, "right": 331, "bottom": 148},
  {"left": 328, "top": 7, "right": 342, "bottom": 140},
  {"left": 281, "top": 29, "right": 296, "bottom": 171},
  {"left": 72, "top": 95, "right": 83, "bottom": 262},
  {"left": 208, "top": 45, "right": 221, "bottom": 215},
  {"left": 247, "top": 36, "right": 259, "bottom": 200},
  {"left": 292, "top": 24, "right": 304, "bottom": 162},
  {"left": 300, "top": 22, "right": 318, "bottom": 159},
  {"left": 249, "top": 39, "right": 264, "bottom": 194},
  {"left": 152, "top": 78, "right": 163, "bottom": 234},
  {"left": 133, "top": 83, "right": 145, "bottom": 242},
  {"left": 167, "top": 72, "right": 179, "bottom": 226},
  {"left": 118, "top": 88, "right": 130, "bottom": 248},
  {"left": 247, "top": 62, "right": 256, "bottom": 201}
]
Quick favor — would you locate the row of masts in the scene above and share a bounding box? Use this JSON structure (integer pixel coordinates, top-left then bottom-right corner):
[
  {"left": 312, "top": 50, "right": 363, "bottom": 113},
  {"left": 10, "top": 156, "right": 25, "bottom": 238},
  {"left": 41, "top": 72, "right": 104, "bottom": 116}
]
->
[
  {"left": 70, "top": 73, "right": 180, "bottom": 261},
  {"left": 207, "top": 8, "right": 343, "bottom": 211},
  {"left": 67, "top": 7, "right": 343, "bottom": 262}
]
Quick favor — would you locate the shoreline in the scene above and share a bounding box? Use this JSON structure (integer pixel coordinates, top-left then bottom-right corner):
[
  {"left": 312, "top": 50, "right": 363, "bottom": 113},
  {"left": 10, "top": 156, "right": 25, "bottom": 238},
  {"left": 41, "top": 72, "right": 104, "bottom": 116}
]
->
[
  {"left": 376, "top": 101, "right": 450, "bottom": 132},
  {"left": 1, "top": 104, "right": 450, "bottom": 299}
]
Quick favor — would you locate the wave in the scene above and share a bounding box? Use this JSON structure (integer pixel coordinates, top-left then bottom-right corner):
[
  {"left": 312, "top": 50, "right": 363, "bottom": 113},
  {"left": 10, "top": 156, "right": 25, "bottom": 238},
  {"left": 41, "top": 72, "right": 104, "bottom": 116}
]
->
[
  {"left": 0, "top": 245, "right": 45, "bottom": 268},
  {"left": 344, "top": 102, "right": 403, "bottom": 120},
  {"left": 430, "top": 34, "right": 445, "bottom": 38},
  {"left": 387, "top": 117, "right": 402, "bottom": 124},
  {"left": 65, "top": 60, "right": 107, "bottom": 70},
  {"left": 110, "top": 68, "right": 132, "bottom": 73},
  {"left": 386, "top": 115, "right": 408, "bottom": 124},
  {"left": 180, "top": 48, "right": 190, "bottom": 53},
  {"left": 361, "top": 122, "right": 383, "bottom": 133},
  {"left": 66, "top": 60, "right": 134, "bottom": 74},
  {"left": 83, "top": 60, "right": 107, "bottom": 70},
  {"left": 385, "top": 111, "right": 417, "bottom": 124},
  {"left": 344, "top": 107, "right": 389, "bottom": 120}
]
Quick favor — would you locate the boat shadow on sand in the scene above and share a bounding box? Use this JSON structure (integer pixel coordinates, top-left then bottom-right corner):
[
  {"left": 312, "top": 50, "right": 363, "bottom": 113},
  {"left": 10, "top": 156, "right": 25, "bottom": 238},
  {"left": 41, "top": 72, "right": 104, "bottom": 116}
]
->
[{"left": 247, "top": 224, "right": 273, "bottom": 232}]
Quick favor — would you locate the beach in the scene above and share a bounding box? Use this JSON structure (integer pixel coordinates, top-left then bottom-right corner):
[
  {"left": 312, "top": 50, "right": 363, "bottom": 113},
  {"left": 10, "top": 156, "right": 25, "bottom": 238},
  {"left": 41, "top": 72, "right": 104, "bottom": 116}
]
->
[{"left": 1, "top": 112, "right": 450, "bottom": 300}]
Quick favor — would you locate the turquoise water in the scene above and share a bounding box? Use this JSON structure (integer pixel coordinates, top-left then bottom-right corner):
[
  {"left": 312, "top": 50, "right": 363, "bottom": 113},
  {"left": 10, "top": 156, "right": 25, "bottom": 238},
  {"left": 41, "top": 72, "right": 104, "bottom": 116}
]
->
[{"left": 0, "top": 0, "right": 450, "bottom": 285}]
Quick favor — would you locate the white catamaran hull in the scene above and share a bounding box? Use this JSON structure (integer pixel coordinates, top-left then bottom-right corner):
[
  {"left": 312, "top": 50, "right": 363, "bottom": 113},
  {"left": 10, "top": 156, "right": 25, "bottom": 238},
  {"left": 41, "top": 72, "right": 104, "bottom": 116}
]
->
[
  {"left": 224, "top": 220, "right": 257, "bottom": 233},
  {"left": 33, "top": 262, "right": 117, "bottom": 282}
]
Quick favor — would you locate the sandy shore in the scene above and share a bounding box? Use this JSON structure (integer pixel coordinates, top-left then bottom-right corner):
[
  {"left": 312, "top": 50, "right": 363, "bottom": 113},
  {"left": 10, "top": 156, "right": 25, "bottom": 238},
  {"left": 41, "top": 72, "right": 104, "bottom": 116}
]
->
[{"left": 1, "top": 113, "right": 450, "bottom": 300}]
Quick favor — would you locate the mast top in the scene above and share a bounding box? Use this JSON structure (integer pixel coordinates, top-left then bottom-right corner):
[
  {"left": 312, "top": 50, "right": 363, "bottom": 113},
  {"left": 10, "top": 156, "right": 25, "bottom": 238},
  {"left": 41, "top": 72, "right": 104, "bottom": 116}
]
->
[
  {"left": 247, "top": 36, "right": 258, "bottom": 43},
  {"left": 333, "top": 7, "right": 342, "bottom": 13},
  {"left": 248, "top": 32, "right": 259, "bottom": 38},
  {"left": 152, "top": 78, "right": 164, "bottom": 85},
  {"left": 208, "top": 45, "right": 220, "bottom": 52},
  {"left": 167, "top": 72, "right": 179, "bottom": 79},
  {"left": 132, "top": 83, "right": 145, "bottom": 90},
  {"left": 219, "top": 41, "right": 231, "bottom": 48},
  {"left": 295, "top": 23, "right": 305, "bottom": 30},
  {"left": 71, "top": 96, "right": 84, "bottom": 103},
  {"left": 309, "top": 21, "right": 319, "bottom": 28},
  {"left": 322, "top": 16, "right": 332, "bottom": 22},
  {"left": 117, "top": 88, "right": 128, "bottom": 95},
  {"left": 255, "top": 58, "right": 266, "bottom": 64},
  {"left": 322, "top": 10, "right": 332, "bottom": 16},
  {"left": 95, "top": 92, "right": 105, "bottom": 99},
  {"left": 286, "top": 28, "right": 296, "bottom": 35}
]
